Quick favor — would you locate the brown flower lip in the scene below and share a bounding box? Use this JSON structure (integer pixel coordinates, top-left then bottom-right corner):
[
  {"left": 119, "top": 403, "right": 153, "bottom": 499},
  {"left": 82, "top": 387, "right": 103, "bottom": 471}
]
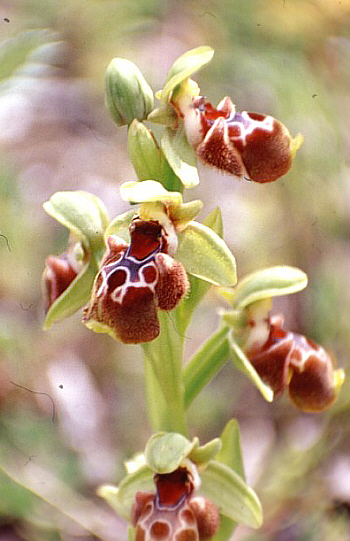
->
[
  {"left": 181, "top": 95, "right": 295, "bottom": 183},
  {"left": 132, "top": 467, "right": 220, "bottom": 541},
  {"left": 83, "top": 217, "right": 189, "bottom": 344},
  {"left": 246, "top": 314, "right": 341, "bottom": 412}
]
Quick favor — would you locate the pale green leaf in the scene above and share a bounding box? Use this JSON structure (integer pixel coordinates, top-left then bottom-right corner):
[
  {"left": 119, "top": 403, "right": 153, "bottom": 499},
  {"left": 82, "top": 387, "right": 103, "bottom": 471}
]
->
[
  {"left": 161, "top": 128, "right": 199, "bottom": 188},
  {"left": 233, "top": 266, "right": 308, "bottom": 309},
  {"left": 200, "top": 461, "right": 262, "bottom": 528},
  {"left": 0, "top": 448, "right": 122, "bottom": 540},
  {"left": 228, "top": 333, "right": 274, "bottom": 402},
  {"left": 175, "top": 222, "right": 237, "bottom": 286},
  {"left": 161, "top": 46, "right": 214, "bottom": 102},
  {"left": 145, "top": 432, "right": 196, "bottom": 474}
]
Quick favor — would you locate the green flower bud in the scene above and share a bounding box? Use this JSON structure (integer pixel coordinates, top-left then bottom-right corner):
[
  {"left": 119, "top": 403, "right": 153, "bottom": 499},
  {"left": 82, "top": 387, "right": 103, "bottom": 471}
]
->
[
  {"left": 105, "top": 58, "right": 154, "bottom": 126},
  {"left": 127, "top": 120, "right": 162, "bottom": 181}
]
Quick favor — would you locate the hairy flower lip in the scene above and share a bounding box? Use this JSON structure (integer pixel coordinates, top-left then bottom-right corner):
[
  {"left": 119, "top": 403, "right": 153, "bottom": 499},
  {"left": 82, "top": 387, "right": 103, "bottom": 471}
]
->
[
  {"left": 131, "top": 465, "right": 220, "bottom": 541},
  {"left": 83, "top": 217, "right": 189, "bottom": 344},
  {"left": 174, "top": 93, "right": 301, "bottom": 183},
  {"left": 245, "top": 313, "right": 343, "bottom": 412}
]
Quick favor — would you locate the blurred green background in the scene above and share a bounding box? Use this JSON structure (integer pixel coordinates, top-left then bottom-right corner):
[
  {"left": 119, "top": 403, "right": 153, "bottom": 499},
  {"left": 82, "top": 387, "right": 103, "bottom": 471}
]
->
[{"left": 1, "top": 0, "right": 350, "bottom": 539}]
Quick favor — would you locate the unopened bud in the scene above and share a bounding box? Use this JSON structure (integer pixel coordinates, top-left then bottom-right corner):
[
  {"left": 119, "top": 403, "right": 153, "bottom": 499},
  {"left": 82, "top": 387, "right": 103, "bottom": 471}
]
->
[{"left": 105, "top": 58, "right": 154, "bottom": 126}]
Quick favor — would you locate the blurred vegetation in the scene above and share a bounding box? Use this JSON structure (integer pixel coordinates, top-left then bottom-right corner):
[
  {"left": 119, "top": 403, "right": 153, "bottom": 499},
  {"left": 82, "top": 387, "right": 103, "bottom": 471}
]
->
[{"left": 1, "top": 0, "right": 350, "bottom": 539}]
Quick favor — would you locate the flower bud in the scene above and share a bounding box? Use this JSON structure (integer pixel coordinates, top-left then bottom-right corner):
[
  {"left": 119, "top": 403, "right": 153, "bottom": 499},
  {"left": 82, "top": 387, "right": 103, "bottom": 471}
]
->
[
  {"left": 105, "top": 58, "right": 154, "bottom": 126},
  {"left": 127, "top": 119, "right": 162, "bottom": 181}
]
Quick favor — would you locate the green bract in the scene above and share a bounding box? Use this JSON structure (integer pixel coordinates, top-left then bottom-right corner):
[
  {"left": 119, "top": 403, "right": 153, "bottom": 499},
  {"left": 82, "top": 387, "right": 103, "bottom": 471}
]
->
[
  {"left": 43, "top": 191, "right": 109, "bottom": 329},
  {"left": 105, "top": 58, "right": 154, "bottom": 126}
]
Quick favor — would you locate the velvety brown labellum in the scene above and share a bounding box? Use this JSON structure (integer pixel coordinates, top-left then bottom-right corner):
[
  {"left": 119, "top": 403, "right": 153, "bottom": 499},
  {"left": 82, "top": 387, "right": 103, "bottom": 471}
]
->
[
  {"left": 288, "top": 334, "right": 337, "bottom": 413},
  {"left": 246, "top": 314, "right": 339, "bottom": 413},
  {"left": 132, "top": 468, "right": 219, "bottom": 541},
  {"left": 83, "top": 218, "right": 189, "bottom": 344},
  {"left": 186, "top": 96, "right": 293, "bottom": 183}
]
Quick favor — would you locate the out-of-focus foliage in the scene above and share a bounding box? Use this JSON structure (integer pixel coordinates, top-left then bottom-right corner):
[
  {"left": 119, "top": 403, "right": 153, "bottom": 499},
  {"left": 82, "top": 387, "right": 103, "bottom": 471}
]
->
[{"left": 1, "top": 0, "right": 350, "bottom": 539}]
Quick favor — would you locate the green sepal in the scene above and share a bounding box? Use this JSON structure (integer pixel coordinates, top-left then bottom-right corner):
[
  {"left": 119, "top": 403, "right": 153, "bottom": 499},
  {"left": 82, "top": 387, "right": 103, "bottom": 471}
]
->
[
  {"left": 175, "top": 208, "right": 224, "bottom": 334},
  {"left": 145, "top": 432, "right": 197, "bottom": 474},
  {"left": 97, "top": 465, "right": 153, "bottom": 521},
  {"left": 161, "top": 127, "right": 199, "bottom": 188},
  {"left": 189, "top": 438, "right": 222, "bottom": 468},
  {"left": 120, "top": 180, "right": 183, "bottom": 206},
  {"left": 127, "top": 120, "right": 162, "bottom": 181},
  {"left": 104, "top": 209, "right": 137, "bottom": 243},
  {"left": 232, "top": 266, "right": 308, "bottom": 309},
  {"left": 228, "top": 331, "right": 274, "bottom": 402},
  {"left": 200, "top": 460, "right": 262, "bottom": 528},
  {"left": 161, "top": 46, "right": 214, "bottom": 102},
  {"left": 175, "top": 222, "right": 237, "bottom": 287},
  {"left": 105, "top": 58, "right": 154, "bottom": 126},
  {"left": 43, "top": 260, "right": 97, "bottom": 329},
  {"left": 43, "top": 191, "right": 109, "bottom": 256}
]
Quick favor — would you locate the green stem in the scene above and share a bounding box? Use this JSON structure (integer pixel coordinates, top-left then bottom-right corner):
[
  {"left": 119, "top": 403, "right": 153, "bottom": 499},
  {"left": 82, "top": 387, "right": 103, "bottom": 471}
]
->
[
  {"left": 183, "top": 325, "right": 230, "bottom": 409},
  {"left": 142, "top": 311, "right": 187, "bottom": 435}
]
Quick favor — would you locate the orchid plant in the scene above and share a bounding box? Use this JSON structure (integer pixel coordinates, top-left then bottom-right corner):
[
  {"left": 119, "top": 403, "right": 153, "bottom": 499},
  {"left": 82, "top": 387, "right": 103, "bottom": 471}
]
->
[{"left": 42, "top": 46, "right": 344, "bottom": 541}]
